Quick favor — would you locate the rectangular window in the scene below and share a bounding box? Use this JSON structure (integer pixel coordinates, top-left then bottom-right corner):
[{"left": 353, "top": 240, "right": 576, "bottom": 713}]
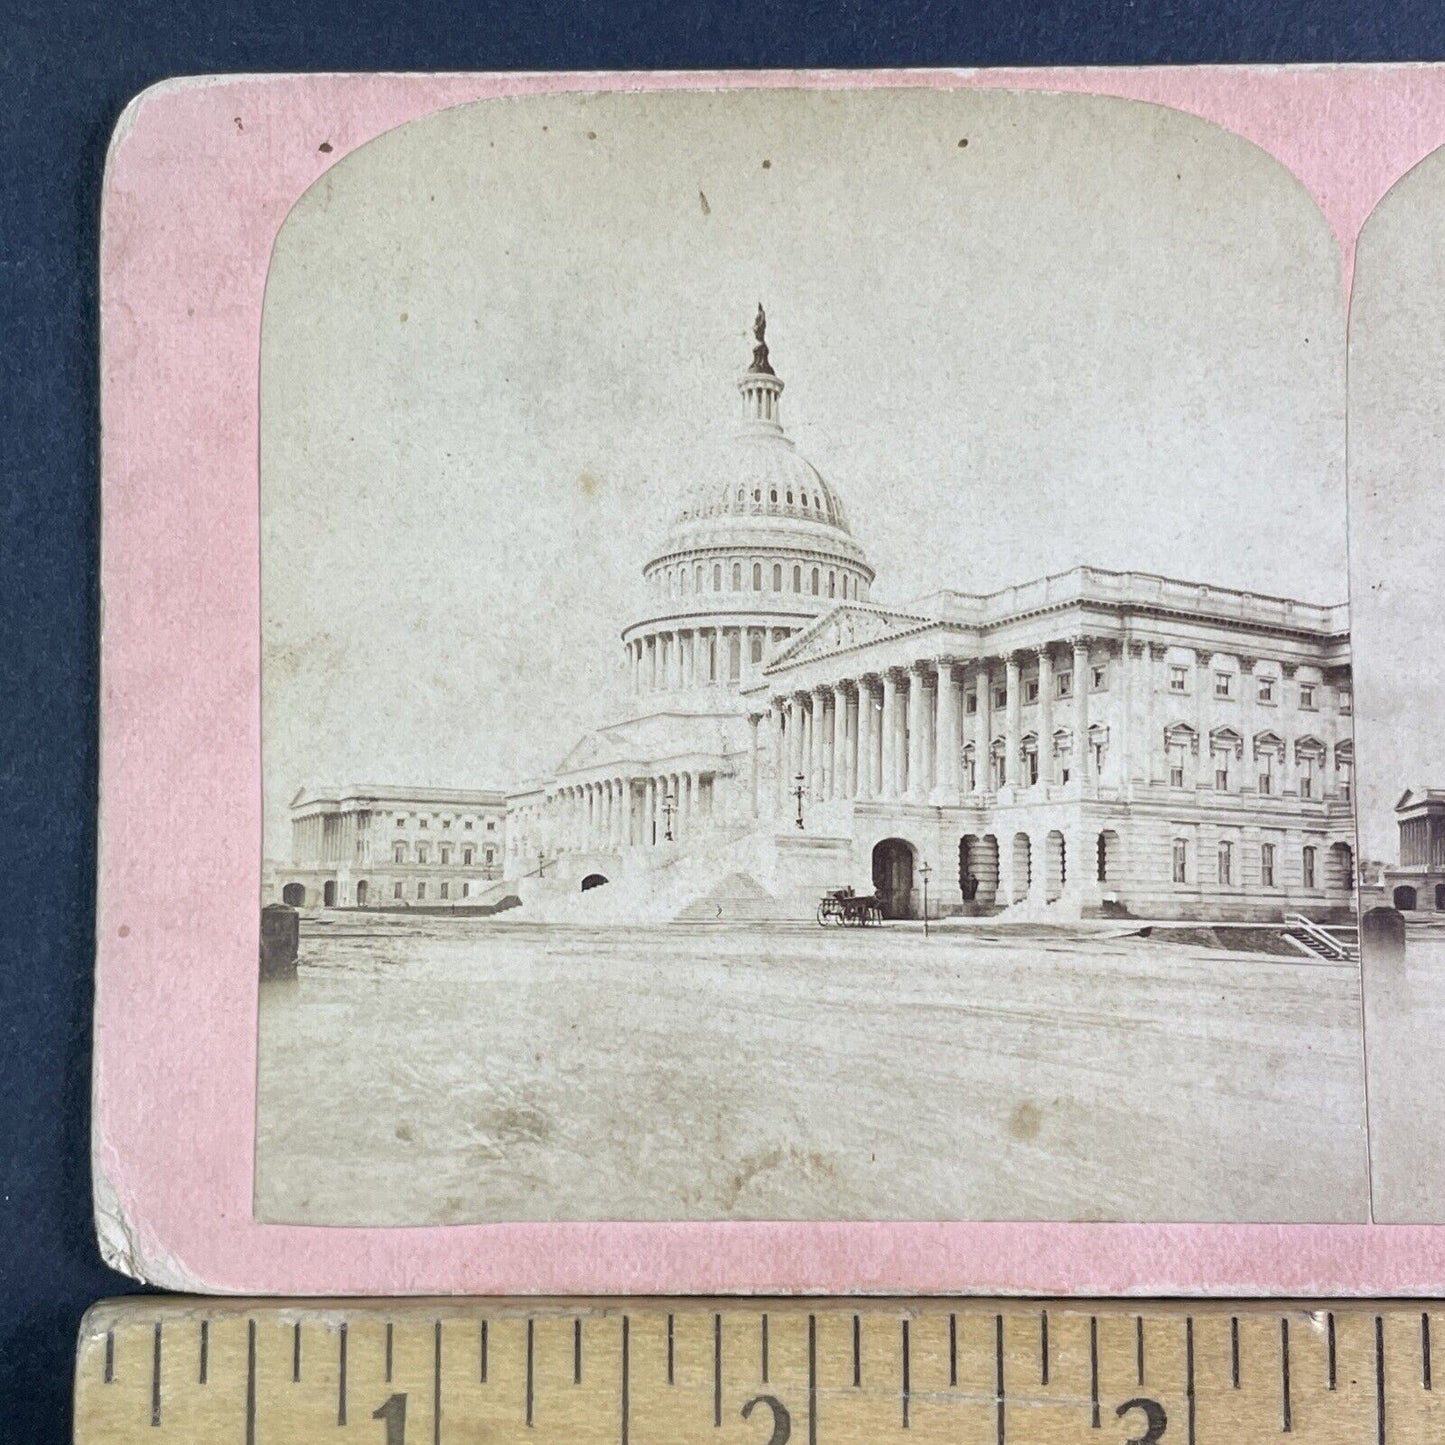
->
[
  {"left": 964, "top": 690, "right": 978, "bottom": 715},
  {"left": 1056, "top": 671, "right": 1073, "bottom": 698},
  {"left": 1172, "top": 839, "right": 1188, "bottom": 884},
  {"left": 1214, "top": 672, "right": 1232, "bottom": 698},
  {"left": 440, "top": 882, "right": 449, "bottom": 899},
  {"left": 419, "top": 818, "right": 428, "bottom": 829},
  {"left": 487, "top": 820, "right": 496, "bottom": 831},
  {"left": 440, "top": 846, "right": 451, "bottom": 864},
  {"left": 442, "top": 819, "right": 452, "bottom": 829},
  {"left": 1340, "top": 690, "right": 1352, "bottom": 714},
  {"left": 994, "top": 686, "right": 1007, "bottom": 709},
  {"left": 485, "top": 848, "right": 495, "bottom": 864},
  {"left": 1303, "top": 847, "right": 1317, "bottom": 889},
  {"left": 463, "top": 847, "right": 474, "bottom": 865},
  {"left": 1027, "top": 751, "right": 1039, "bottom": 785},
  {"left": 1301, "top": 775, "right": 1313, "bottom": 800},
  {"left": 1257, "top": 677, "right": 1275, "bottom": 703},
  {"left": 393, "top": 882, "right": 403, "bottom": 899},
  {"left": 1258, "top": 771, "right": 1272, "bottom": 795},
  {"left": 1215, "top": 765, "right": 1229, "bottom": 791},
  {"left": 1169, "top": 666, "right": 1188, "bottom": 692},
  {"left": 465, "top": 820, "right": 474, "bottom": 830},
  {"left": 1218, "top": 840, "right": 1233, "bottom": 885},
  {"left": 1261, "top": 843, "right": 1275, "bottom": 888},
  {"left": 1170, "top": 764, "right": 1185, "bottom": 788},
  {"left": 1299, "top": 683, "right": 1316, "bottom": 709},
  {"left": 417, "top": 844, "right": 428, "bottom": 864},
  {"left": 416, "top": 882, "right": 427, "bottom": 900},
  {"left": 393, "top": 843, "right": 405, "bottom": 863},
  {"left": 462, "top": 882, "right": 471, "bottom": 898},
  {"left": 1025, "top": 679, "right": 1040, "bottom": 703},
  {"left": 396, "top": 818, "right": 405, "bottom": 828},
  {"left": 1091, "top": 665, "right": 1107, "bottom": 691}
]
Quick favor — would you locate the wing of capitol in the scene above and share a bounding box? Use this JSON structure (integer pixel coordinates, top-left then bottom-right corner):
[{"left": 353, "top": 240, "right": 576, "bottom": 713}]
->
[{"left": 279, "top": 309, "right": 1357, "bottom": 925}]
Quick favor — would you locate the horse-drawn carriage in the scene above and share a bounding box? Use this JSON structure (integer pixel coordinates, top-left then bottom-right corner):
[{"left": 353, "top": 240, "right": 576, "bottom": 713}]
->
[{"left": 816, "top": 886, "right": 883, "bottom": 927}]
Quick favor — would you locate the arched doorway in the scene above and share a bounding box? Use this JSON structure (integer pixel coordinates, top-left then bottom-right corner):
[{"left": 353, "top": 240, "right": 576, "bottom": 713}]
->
[
  {"left": 581, "top": 873, "right": 609, "bottom": 891},
  {"left": 1011, "top": 833, "right": 1031, "bottom": 904},
  {"left": 1045, "top": 831, "right": 1066, "bottom": 902},
  {"left": 1328, "top": 841, "right": 1354, "bottom": 892},
  {"left": 355, "top": 880, "right": 369, "bottom": 906},
  {"left": 281, "top": 883, "right": 305, "bottom": 907},
  {"left": 872, "top": 838, "right": 915, "bottom": 919},
  {"left": 1393, "top": 885, "right": 1418, "bottom": 911},
  {"left": 322, "top": 880, "right": 336, "bottom": 908}
]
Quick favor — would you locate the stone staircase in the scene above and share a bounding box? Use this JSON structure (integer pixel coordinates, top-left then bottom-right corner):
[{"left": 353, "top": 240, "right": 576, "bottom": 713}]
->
[{"left": 1282, "top": 912, "right": 1360, "bottom": 961}]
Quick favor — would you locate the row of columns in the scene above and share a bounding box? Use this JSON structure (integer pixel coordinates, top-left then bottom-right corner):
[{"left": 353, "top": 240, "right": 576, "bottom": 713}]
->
[
  {"left": 543, "top": 772, "right": 715, "bottom": 853},
  {"left": 757, "top": 643, "right": 1104, "bottom": 812},
  {"left": 629, "top": 625, "right": 793, "bottom": 694}
]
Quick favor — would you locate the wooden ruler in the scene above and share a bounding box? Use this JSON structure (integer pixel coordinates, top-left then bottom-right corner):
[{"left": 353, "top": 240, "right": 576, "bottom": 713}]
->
[{"left": 75, "top": 1298, "right": 1445, "bottom": 1444}]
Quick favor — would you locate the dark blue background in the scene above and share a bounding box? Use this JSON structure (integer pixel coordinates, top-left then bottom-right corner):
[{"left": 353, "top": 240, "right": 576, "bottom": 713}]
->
[{"left": 3, "top": 2, "right": 1441, "bottom": 1439}]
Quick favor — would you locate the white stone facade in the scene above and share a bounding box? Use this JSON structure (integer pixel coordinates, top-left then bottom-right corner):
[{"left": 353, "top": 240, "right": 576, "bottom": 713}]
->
[
  {"left": 504, "top": 314, "right": 1356, "bottom": 923},
  {"left": 278, "top": 784, "right": 507, "bottom": 908}
]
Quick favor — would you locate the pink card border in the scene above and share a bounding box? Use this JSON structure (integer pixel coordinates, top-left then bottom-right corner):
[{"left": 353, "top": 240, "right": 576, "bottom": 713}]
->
[{"left": 97, "top": 65, "right": 1445, "bottom": 1295}]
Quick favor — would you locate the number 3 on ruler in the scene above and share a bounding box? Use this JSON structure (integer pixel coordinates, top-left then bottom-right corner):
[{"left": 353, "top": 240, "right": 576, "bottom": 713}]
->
[
  {"left": 372, "top": 1393, "right": 407, "bottom": 1444},
  {"left": 1115, "top": 1396, "right": 1167, "bottom": 1444}
]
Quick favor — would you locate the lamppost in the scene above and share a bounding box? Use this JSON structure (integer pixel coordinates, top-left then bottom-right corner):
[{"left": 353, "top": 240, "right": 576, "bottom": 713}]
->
[
  {"left": 663, "top": 790, "right": 676, "bottom": 842},
  {"left": 792, "top": 772, "right": 806, "bottom": 830},
  {"left": 919, "top": 859, "right": 932, "bottom": 937}
]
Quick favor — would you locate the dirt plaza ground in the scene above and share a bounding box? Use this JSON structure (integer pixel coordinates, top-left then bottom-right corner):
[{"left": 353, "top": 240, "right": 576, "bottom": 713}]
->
[{"left": 254, "top": 915, "right": 1370, "bottom": 1226}]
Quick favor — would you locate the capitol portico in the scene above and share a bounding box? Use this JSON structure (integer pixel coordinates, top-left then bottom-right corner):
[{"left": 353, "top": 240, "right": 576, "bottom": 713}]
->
[{"left": 498, "top": 309, "right": 1357, "bottom": 923}]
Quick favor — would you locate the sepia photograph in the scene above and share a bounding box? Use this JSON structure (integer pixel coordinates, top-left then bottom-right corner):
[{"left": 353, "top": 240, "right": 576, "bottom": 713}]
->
[
  {"left": 1344, "top": 140, "right": 1445, "bottom": 1224},
  {"left": 254, "top": 87, "right": 1368, "bottom": 1226}
]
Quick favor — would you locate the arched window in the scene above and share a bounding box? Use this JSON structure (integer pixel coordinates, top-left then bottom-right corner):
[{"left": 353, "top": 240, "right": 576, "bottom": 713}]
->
[
  {"left": 811, "top": 568, "right": 820, "bottom": 595},
  {"left": 713, "top": 563, "right": 722, "bottom": 591},
  {"left": 736, "top": 487, "right": 744, "bottom": 504},
  {"left": 750, "top": 632, "right": 763, "bottom": 663},
  {"left": 772, "top": 562, "right": 782, "bottom": 591},
  {"left": 753, "top": 488, "right": 761, "bottom": 503},
  {"left": 792, "top": 565, "right": 801, "bottom": 592},
  {"left": 732, "top": 562, "right": 742, "bottom": 590},
  {"left": 800, "top": 493, "right": 809, "bottom": 510},
  {"left": 770, "top": 489, "right": 778, "bottom": 503},
  {"left": 1171, "top": 837, "right": 1188, "bottom": 884},
  {"left": 1303, "top": 846, "right": 1318, "bottom": 890},
  {"left": 752, "top": 561, "right": 762, "bottom": 590},
  {"left": 786, "top": 490, "right": 794, "bottom": 504},
  {"left": 694, "top": 564, "right": 702, "bottom": 591},
  {"left": 679, "top": 569, "right": 689, "bottom": 595},
  {"left": 828, "top": 571, "right": 836, "bottom": 598}
]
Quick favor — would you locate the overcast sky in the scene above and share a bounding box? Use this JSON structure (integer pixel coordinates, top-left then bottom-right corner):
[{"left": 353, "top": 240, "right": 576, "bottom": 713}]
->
[
  {"left": 261, "top": 86, "right": 1346, "bottom": 858},
  {"left": 1348, "top": 145, "right": 1445, "bottom": 860}
]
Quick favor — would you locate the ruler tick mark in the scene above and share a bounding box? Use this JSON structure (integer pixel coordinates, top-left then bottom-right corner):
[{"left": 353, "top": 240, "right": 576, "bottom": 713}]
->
[
  {"left": 151, "top": 1321, "right": 162, "bottom": 1427},
  {"left": 480, "top": 1319, "right": 488, "bottom": 1384},
  {"left": 666, "top": 1313, "right": 674, "bottom": 1386},
  {"left": 1424, "top": 1311, "right": 1433, "bottom": 1391},
  {"left": 292, "top": 1320, "right": 301, "bottom": 1383},
  {"left": 1136, "top": 1315, "right": 1145, "bottom": 1386},
  {"left": 761, "top": 1312, "right": 769, "bottom": 1383},
  {"left": 808, "top": 1314, "right": 818, "bottom": 1445},
  {"left": 714, "top": 1312, "right": 723, "bottom": 1427},
  {"left": 995, "top": 1314, "right": 1006, "bottom": 1445},
  {"left": 1040, "top": 1310, "right": 1049, "bottom": 1386},
  {"left": 949, "top": 1312, "right": 958, "bottom": 1387},
  {"left": 434, "top": 1319, "right": 442, "bottom": 1445},
  {"left": 245, "top": 1320, "right": 256, "bottom": 1445},
  {"left": 1377, "top": 1315, "right": 1387, "bottom": 1445},
  {"left": 386, "top": 1321, "right": 394, "bottom": 1383},
  {"left": 1089, "top": 1316, "right": 1100, "bottom": 1428},
  {"left": 1281, "top": 1317, "right": 1292, "bottom": 1433},
  {"left": 901, "top": 1318, "right": 911, "bottom": 1428},
  {"left": 526, "top": 1318, "right": 535, "bottom": 1427},
  {"left": 1231, "top": 1316, "right": 1240, "bottom": 1388},
  {"left": 338, "top": 1322, "right": 348, "bottom": 1426},
  {"left": 104, "top": 1329, "right": 114, "bottom": 1384},
  {"left": 1327, "top": 1312, "right": 1336, "bottom": 1391},
  {"left": 198, "top": 1319, "right": 208, "bottom": 1385},
  {"left": 575, "top": 1316, "right": 583, "bottom": 1385},
  {"left": 852, "top": 1313, "right": 861, "bottom": 1387},
  {"left": 1186, "top": 1317, "right": 1196, "bottom": 1445},
  {"left": 621, "top": 1316, "right": 631, "bottom": 1445}
]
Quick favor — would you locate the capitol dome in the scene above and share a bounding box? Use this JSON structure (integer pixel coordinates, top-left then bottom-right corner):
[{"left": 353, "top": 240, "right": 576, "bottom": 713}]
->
[{"left": 622, "top": 308, "right": 874, "bottom": 704}]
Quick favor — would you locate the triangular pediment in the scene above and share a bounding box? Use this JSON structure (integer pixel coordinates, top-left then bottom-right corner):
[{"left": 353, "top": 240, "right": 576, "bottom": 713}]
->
[
  {"left": 767, "top": 603, "right": 937, "bottom": 670},
  {"left": 551, "top": 707, "right": 746, "bottom": 779}
]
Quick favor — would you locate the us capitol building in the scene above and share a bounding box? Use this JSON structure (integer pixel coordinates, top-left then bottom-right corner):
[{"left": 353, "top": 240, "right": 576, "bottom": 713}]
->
[
  {"left": 495, "top": 309, "right": 1357, "bottom": 923},
  {"left": 283, "top": 310, "right": 1357, "bottom": 923}
]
